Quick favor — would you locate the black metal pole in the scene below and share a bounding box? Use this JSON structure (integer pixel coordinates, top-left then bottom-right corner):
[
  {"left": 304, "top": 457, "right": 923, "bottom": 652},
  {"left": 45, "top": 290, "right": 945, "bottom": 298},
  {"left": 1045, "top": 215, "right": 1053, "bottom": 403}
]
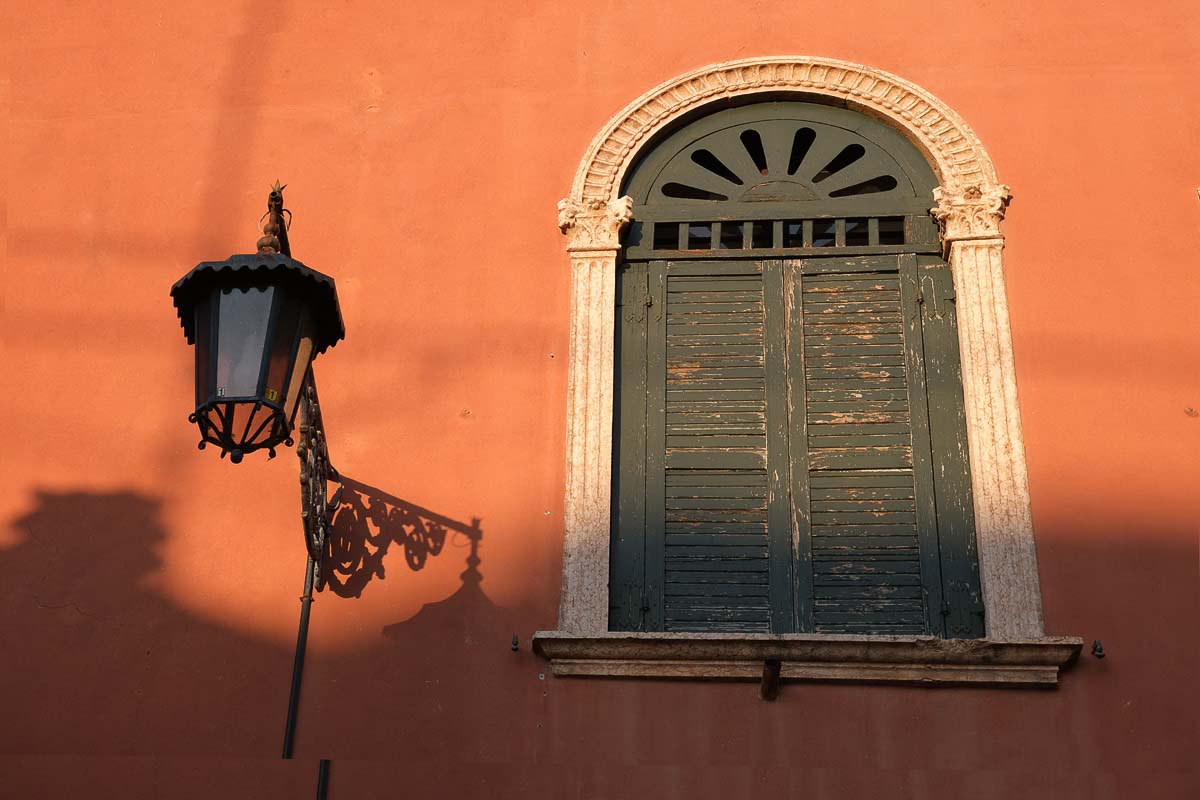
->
[
  {"left": 316, "top": 758, "right": 331, "bottom": 799},
  {"left": 281, "top": 556, "right": 316, "bottom": 759},
  {"left": 269, "top": 186, "right": 333, "bottom": 776}
]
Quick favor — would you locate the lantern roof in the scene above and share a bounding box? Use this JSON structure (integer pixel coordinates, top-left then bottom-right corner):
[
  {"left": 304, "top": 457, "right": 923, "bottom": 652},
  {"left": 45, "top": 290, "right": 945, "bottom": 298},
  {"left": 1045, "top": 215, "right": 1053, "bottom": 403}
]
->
[{"left": 171, "top": 253, "right": 345, "bottom": 354}]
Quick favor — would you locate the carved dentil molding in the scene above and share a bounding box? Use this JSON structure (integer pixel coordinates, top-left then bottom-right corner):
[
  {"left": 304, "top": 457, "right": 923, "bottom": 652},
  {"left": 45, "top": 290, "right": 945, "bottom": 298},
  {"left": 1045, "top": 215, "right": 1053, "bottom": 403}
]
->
[
  {"left": 931, "top": 184, "right": 1013, "bottom": 242},
  {"left": 558, "top": 196, "right": 634, "bottom": 253},
  {"left": 568, "top": 56, "right": 999, "bottom": 206}
]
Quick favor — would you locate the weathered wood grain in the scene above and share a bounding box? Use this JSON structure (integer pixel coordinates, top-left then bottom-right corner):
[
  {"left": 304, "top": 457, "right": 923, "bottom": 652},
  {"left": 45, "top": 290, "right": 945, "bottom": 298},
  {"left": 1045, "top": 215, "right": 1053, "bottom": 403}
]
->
[{"left": 532, "top": 631, "right": 1083, "bottom": 686}]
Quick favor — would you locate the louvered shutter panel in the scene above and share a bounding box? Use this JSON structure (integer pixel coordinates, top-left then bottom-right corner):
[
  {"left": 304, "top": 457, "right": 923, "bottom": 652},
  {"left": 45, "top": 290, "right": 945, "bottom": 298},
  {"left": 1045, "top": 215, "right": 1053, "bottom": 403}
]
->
[
  {"left": 906, "top": 256, "right": 985, "bottom": 638},
  {"left": 789, "top": 254, "right": 983, "bottom": 637},
  {"left": 790, "top": 256, "right": 932, "bottom": 634},
  {"left": 634, "top": 261, "right": 793, "bottom": 633},
  {"left": 612, "top": 255, "right": 983, "bottom": 637},
  {"left": 610, "top": 262, "right": 651, "bottom": 632}
]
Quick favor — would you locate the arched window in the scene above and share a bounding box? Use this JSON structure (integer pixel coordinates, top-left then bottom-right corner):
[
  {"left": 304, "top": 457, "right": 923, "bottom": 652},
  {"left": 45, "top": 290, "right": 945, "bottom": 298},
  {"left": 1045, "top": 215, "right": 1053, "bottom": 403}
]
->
[
  {"left": 611, "top": 102, "right": 982, "bottom": 637},
  {"left": 538, "top": 59, "right": 1079, "bottom": 685}
]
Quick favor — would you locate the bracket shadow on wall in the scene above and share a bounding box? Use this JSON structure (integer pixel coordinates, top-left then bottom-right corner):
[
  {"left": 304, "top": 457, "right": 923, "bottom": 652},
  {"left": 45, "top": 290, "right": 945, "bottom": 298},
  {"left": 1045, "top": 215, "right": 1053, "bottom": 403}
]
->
[
  {"left": 533, "top": 56, "right": 1082, "bottom": 688},
  {"left": 323, "top": 476, "right": 483, "bottom": 600}
]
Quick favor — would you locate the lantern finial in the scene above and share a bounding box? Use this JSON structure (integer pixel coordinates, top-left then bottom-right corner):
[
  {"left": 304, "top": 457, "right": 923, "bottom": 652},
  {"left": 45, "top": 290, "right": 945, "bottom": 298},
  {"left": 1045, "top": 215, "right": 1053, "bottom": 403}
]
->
[{"left": 257, "top": 181, "right": 292, "bottom": 256}]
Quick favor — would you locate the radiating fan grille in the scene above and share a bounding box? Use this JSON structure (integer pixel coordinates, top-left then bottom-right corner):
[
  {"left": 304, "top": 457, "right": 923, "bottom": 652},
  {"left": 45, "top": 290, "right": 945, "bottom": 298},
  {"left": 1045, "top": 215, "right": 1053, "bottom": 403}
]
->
[{"left": 650, "top": 120, "right": 907, "bottom": 204}]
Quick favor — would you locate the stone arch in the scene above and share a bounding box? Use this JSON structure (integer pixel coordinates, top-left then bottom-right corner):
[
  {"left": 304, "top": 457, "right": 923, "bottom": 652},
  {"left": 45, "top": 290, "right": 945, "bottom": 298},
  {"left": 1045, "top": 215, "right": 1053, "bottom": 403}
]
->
[{"left": 567, "top": 56, "right": 998, "bottom": 208}]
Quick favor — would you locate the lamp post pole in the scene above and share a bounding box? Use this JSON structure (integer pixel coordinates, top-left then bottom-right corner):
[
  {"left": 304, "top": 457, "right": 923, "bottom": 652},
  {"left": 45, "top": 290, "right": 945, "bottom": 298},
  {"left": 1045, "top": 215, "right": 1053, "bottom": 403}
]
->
[
  {"left": 255, "top": 186, "right": 342, "bottom": 766},
  {"left": 283, "top": 372, "right": 340, "bottom": 761},
  {"left": 172, "top": 183, "right": 344, "bottom": 796}
]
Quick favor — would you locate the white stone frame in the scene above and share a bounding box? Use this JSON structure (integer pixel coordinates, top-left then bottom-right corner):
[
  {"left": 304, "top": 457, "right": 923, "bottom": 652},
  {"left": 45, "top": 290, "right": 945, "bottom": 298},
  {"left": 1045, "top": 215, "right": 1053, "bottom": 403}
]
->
[{"left": 552, "top": 56, "right": 1046, "bottom": 643}]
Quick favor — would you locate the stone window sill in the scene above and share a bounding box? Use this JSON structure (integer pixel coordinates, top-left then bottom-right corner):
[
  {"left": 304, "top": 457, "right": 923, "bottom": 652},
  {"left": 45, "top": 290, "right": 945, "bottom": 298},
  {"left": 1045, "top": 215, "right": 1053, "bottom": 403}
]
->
[{"left": 532, "top": 631, "right": 1083, "bottom": 687}]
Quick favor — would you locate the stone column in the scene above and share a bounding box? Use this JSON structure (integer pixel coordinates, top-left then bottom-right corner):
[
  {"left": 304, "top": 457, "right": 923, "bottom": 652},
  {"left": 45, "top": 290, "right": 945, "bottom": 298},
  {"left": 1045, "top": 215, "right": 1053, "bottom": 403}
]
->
[
  {"left": 555, "top": 196, "right": 633, "bottom": 633},
  {"left": 933, "top": 184, "right": 1046, "bottom": 640}
]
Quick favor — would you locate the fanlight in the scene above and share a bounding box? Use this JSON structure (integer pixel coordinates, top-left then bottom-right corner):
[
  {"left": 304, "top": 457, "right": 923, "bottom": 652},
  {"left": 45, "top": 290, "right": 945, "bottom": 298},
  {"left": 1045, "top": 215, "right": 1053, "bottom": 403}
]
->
[{"left": 650, "top": 119, "right": 909, "bottom": 204}]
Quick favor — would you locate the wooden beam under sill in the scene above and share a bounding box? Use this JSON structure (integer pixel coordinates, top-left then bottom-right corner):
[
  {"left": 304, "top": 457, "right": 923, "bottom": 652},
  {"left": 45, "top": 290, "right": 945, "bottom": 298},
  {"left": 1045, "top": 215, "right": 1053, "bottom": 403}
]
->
[{"left": 531, "top": 631, "right": 1083, "bottom": 687}]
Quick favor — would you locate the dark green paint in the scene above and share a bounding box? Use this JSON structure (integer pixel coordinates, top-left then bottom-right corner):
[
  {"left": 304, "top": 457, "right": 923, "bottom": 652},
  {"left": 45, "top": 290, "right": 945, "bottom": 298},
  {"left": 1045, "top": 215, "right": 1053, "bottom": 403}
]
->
[
  {"left": 914, "top": 256, "right": 986, "bottom": 638},
  {"left": 622, "top": 102, "right": 938, "bottom": 220},
  {"left": 643, "top": 262, "right": 668, "bottom": 631},
  {"left": 609, "top": 101, "right": 984, "bottom": 638},
  {"left": 899, "top": 254, "right": 948, "bottom": 635},
  {"left": 783, "top": 261, "right": 816, "bottom": 631},
  {"left": 763, "top": 260, "right": 797, "bottom": 632},
  {"left": 610, "top": 262, "right": 649, "bottom": 631}
]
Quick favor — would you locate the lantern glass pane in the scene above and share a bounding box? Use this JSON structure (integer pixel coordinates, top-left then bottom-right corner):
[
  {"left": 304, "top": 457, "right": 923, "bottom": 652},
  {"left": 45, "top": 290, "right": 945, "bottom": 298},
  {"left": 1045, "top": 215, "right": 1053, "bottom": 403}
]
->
[
  {"left": 216, "top": 287, "right": 275, "bottom": 398},
  {"left": 283, "top": 316, "right": 316, "bottom": 423},
  {"left": 264, "top": 292, "right": 303, "bottom": 409},
  {"left": 194, "top": 296, "right": 213, "bottom": 406}
]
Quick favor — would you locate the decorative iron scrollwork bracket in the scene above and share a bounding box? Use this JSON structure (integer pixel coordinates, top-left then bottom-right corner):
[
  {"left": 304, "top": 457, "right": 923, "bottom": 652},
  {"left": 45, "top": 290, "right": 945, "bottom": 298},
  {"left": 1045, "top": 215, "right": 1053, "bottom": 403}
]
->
[{"left": 296, "top": 371, "right": 342, "bottom": 591}]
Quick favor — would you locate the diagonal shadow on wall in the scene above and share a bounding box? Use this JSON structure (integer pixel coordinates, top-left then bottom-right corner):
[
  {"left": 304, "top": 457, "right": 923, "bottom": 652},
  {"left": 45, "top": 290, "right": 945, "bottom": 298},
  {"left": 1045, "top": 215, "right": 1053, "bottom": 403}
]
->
[
  {"left": 0, "top": 484, "right": 507, "bottom": 761},
  {"left": 1, "top": 490, "right": 294, "bottom": 757}
]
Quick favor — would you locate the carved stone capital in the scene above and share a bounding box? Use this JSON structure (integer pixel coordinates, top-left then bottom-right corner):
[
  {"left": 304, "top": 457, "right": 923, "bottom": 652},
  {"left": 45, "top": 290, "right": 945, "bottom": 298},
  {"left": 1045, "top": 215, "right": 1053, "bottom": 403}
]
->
[
  {"left": 931, "top": 184, "right": 1012, "bottom": 242},
  {"left": 558, "top": 196, "right": 634, "bottom": 253}
]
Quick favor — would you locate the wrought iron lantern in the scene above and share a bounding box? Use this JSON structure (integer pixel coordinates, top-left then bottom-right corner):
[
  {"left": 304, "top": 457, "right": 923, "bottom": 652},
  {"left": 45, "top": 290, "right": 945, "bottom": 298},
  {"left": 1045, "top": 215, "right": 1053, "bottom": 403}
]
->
[
  {"left": 170, "top": 184, "right": 344, "bottom": 463},
  {"left": 169, "top": 183, "right": 347, "bottom": 769}
]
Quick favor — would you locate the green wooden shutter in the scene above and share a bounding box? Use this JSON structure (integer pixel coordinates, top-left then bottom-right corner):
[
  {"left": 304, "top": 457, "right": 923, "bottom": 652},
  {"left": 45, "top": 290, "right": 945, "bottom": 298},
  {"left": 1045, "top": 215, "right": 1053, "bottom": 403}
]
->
[
  {"left": 610, "top": 262, "right": 651, "bottom": 631},
  {"left": 612, "top": 255, "right": 984, "bottom": 638},
  {"left": 790, "top": 255, "right": 932, "bottom": 634},
  {"left": 621, "top": 260, "right": 795, "bottom": 632},
  {"left": 788, "top": 254, "right": 983, "bottom": 637},
  {"left": 907, "top": 256, "right": 985, "bottom": 638}
]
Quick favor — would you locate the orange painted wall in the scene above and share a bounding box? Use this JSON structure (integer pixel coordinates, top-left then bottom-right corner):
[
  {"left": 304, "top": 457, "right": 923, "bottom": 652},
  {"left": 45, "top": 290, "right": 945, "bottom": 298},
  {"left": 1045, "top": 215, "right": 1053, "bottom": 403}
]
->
[{"left": 3, "top": 1, "right": 1197, "bottom": 797}]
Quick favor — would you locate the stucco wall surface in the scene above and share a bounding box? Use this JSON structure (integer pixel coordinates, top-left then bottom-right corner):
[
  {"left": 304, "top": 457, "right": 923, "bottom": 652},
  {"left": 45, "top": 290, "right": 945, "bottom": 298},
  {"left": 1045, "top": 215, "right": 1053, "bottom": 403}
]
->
[{"left": 2, "top": 1, "right": 1197, "bottom": 797}]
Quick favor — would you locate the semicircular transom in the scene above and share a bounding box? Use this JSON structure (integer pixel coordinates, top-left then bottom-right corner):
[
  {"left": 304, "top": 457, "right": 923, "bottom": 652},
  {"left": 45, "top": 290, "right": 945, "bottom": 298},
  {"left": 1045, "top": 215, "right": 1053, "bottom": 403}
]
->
[{"left": 623, "top": 102, "right": 939, "bottom": 218}]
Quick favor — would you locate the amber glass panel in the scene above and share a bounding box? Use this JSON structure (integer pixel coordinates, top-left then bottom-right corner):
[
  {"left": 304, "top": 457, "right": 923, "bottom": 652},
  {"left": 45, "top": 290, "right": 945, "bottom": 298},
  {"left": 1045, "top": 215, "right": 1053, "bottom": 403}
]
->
[
  {"left": 283, "top": 313, "right": 316, "bottom": 424},
  {"left": 263, "top": 290, "right": 303, "bottom": 409}
]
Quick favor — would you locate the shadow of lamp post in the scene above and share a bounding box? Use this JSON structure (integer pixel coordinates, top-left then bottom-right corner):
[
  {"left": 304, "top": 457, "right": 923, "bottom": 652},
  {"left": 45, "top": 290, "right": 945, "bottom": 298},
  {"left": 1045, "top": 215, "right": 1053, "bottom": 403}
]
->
[{"left": 169, "top": 183, "right": 343, "bottom": 785}]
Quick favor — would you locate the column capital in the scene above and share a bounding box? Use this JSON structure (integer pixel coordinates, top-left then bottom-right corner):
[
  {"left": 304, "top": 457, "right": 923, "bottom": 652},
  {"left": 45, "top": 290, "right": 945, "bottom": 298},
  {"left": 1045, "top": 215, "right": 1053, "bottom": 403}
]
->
[
  {"left": 558, "top": 196, "right": 634, "bottom": 254},
  {"left": 931, "top": 183, "right": 1012, "bottom": 243}
]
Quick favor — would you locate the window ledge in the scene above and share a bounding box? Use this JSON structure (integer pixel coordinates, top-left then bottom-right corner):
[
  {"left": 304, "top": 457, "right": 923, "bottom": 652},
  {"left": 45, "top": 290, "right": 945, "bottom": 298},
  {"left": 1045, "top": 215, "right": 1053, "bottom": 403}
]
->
[{"left": 532, "top": 631, "right": 1083, "bottom": 687}]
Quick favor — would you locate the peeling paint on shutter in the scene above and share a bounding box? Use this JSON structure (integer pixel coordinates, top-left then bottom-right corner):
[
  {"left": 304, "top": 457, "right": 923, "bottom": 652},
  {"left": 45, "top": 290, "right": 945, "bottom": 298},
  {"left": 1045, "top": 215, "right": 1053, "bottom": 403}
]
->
[
  {"left": 792, "top": 256, "right": 929, "bottom": 634},
  {"left": 908, "top": 256, "right": 985, "bottom": 638},
  {"left": 652, "top": 261, "right": 780, "bottom": 633},
  {"left": 612, "top": 255, "right": 984, "bottom": 637},
  {"left": 610, "top": 262, "right": 651, "bottom": 631}
]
